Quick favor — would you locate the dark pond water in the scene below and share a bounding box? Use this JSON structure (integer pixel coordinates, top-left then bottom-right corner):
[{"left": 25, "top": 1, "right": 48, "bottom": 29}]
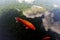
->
[{"left": 1, "top": 8, "right": 60, "bottom": 40}]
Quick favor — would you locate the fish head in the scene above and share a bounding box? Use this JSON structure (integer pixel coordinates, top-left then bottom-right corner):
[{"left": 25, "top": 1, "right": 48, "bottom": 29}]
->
[{"left": 15, "top": 17, "right": 22, "bottom": 23}]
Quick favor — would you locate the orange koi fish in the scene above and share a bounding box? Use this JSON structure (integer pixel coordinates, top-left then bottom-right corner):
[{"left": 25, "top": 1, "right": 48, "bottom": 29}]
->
[
  {"left": 42, "top": 35, "right": 51, "bottom": 40},
  {"left": 15, "top": 17, "right": 36, "bottom": 30}
]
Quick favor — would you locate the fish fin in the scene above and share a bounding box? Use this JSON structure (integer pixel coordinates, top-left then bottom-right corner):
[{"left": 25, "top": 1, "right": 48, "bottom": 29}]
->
[
  {"left": 25, "top": 27, "right": 29, "bottom": 29},
  {"left": 15, "top": 17, "right": 17, "bottom": 20},
  {"left": 15, "top": 17, "right": 18, "bottom": 23},
  {"left": 16, "top": 20, "right": 18, "bottom": 23}
]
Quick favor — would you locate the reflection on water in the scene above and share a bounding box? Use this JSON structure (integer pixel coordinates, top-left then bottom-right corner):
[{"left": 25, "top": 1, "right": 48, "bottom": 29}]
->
[{"left": 0, "top": 0, "right": 60, "bottom": 40}]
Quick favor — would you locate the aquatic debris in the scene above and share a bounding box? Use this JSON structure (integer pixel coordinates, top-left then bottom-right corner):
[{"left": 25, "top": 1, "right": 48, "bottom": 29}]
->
[
  {"left": 42, "top": 11, "right": 53, "bottom": 31},
  {"left": 23, "top": 5, "right": 46, "bottom": 18}
]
